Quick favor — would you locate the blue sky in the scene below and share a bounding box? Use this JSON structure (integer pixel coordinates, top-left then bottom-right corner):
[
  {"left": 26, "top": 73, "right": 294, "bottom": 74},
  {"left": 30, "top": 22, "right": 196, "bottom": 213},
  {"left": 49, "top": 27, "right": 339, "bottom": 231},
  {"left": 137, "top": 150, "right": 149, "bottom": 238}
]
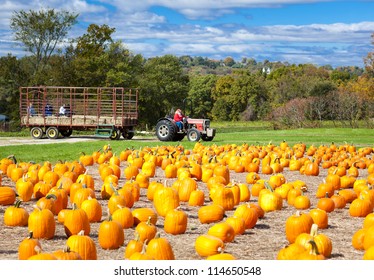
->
[{"left": 0, "top": 0, "right": 373, "bottom": 67}]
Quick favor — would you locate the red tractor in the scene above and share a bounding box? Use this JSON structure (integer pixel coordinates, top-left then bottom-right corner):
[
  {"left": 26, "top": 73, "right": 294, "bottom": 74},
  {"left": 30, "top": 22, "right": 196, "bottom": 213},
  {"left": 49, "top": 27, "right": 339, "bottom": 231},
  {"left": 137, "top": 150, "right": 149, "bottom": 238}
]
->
[{"left": 155, "top": 100, "right": 216, "bottom": 142}]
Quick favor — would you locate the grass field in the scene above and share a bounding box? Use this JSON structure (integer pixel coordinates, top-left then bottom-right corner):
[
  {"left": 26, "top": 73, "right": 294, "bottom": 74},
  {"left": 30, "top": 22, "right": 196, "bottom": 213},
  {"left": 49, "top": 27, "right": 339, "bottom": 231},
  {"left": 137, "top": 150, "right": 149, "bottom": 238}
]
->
[{"left": 0, "top": 123, "right": 373, "bottom": 164}]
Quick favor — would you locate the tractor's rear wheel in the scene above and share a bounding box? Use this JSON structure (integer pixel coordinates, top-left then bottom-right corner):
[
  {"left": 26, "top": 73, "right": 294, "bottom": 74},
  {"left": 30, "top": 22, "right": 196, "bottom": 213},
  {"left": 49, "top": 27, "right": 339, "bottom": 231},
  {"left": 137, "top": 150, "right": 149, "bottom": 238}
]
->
[{"left": 156, "top": 119, "right": 176, "bottom": 141}]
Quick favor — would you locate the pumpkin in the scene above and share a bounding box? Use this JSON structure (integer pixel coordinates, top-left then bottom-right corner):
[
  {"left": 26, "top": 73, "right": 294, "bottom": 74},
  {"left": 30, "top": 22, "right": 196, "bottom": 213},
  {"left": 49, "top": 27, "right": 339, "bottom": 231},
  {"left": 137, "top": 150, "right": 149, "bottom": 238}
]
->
[
  {"left": 363, "top": 213, "right": 374, "bottom": 229},
  {"left": 330, "top": 193, "right": 347, "bottom": 209},
  {"left": 207, "top": 222, "right": 235, "bottom": 243},
  {"left": 304, "top": 160, "right": 320, "bottom": 176},
  {"left": 135, "top": 216, "right": 157, "bottom": 243},
  {"left": 129, "top": 243, "right": 154, "bottom": 260},
  {"left": 108, "top": 187, "right": 128, "bottom": 215},
  {"left": 349, "top": 195, "right": 373, "bottom": 217},
  {"left": 4, "top": 200, "right": 29, "bottom": 227},
  {"left": 295, "top": 224, "right": 332, "bottom": 257},
  {"left": 285, "top": 211, "right": 313, "bottom": 244},
  {"left": 198, "top": 204, "right": 225, "bottom": 224},
  {"left": 80, "top": 196, "right": 103, "bottom": 223},
  {"left": 293, "top": 192, "right": 311, "bottom": 210},
  {"left": 132, "top": 207, "right": 158, "bottom": 226},
  {"left": 98, "top": 216, "right": 125, "bottom": 250},
  {"left": 363, "top": 226, "right": 374, "bottom": 250},
  {"left": 259, "top": 182, "right": 283, "bottom": 212},
  {"left": 276, "top": 243, "right": 307, "bottom": 260},
  {"left": 153, "top": 185, "right": 180, "bottom": 217},
  {"left": 112, "top": 206, "right": 134, "bottom": 229},
  {"left": 233, "top": 203, "right": 258, "bottom": 229},
  {"left": 18, "top": 231, "right": 42, "bottom": 260},
  {"left": 195, "top": 234, "right": 225, "bottom": 257},
  {"left": 178, "top": 177, "right": 197, "bottom": 202},
  {"left": 188, "top": 189, "right": 205, "bottom": 206},
  {"left": 316, "top": 193, "right": 335, "bottom": 213},
  {"left": 352, "top": 228, "right": 366, "bottom": 250},
  {"left": 33, "top": 181, "right": 53, "bottom": 199},
  {"left": 53, "top": 246, "right": 82, "bottom": 260},
  {"left": 15, "top": 176, "right": 34, "bottom": 202},
  {"left": 225, "top": 216, "right": 246, "bottom": 235},
  {"left": 27, "top": 248, "right": 58, "bottom": 260},
  {"left": 363, "top": 246, "right": 374, "bottom": 260},
  {"left": 164, "top": 208, "right": 188, "bottom": 235},
  {"left": 63, "top": 203, "right": 90, "bottom": 237},
  {"left": 211, "top": 185, "right": 235, "bottom": 211},
  {"left": 296, "top": 240, "right": 325, "bottom": 260},
  {"left": 66, "top": 230, "right": 97, "bottom": 260},
  {"left": 36, "top": 193, "right": 57, "bottom": 215},
  {"left": 28, "top": 206, "right": 55, "bottom": 239},
  {"left": 309, "top": 208, "right": 328, "bottom": 229},
  {"left": 122, "top": 180, "right": 140, "bottom": 202},
  {"left": 207, "top": 253, "right": 236, "bottom": 260},
  {"left": 73, "top": 185, "right": 96, "bottom": 209},
  {"left": 145, "top": 233, "right": 175, "bottom": 260},
  {"left": 0, "top": 186, "right": 16, "bottom": 205},
  {"left": 48, "top": 184, "right": 68, "bottom": 212},
  {"left": 124, "top": 233, "right": 144, "bottom": 259}
]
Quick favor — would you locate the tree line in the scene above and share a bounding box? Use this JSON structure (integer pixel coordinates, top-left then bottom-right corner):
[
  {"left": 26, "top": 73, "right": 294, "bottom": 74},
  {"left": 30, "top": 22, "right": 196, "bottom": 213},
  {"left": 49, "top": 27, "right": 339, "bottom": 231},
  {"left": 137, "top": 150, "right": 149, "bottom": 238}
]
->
[{"left": 0, "top": 9, "right": 373, "bottom": 130}]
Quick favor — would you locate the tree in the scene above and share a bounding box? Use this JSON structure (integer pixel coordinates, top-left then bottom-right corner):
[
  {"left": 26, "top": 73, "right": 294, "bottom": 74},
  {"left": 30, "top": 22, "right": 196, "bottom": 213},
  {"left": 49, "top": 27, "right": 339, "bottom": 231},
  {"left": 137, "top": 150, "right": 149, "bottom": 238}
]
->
[
  {"left": 74, "top": 24, "right": 115, "bottom": 57},
  {"left": 138, "top": 55, "right": 189, "bottom": 126},
  {"left": 364, "top": 33, "right": 374, "bottom": 77},
  {"left": 187, "top": 74, "right": 217, "bottom": 118},
  {"left": 10, "top": 9, "right": 78, "bottom": 77}
]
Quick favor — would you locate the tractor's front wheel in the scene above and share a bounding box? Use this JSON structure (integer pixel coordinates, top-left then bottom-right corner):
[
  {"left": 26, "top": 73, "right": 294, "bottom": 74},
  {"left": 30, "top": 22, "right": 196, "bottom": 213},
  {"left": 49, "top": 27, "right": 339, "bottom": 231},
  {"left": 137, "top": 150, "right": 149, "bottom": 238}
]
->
[{"left": 187, "top": 128, "right": 201, "bottom": 142}]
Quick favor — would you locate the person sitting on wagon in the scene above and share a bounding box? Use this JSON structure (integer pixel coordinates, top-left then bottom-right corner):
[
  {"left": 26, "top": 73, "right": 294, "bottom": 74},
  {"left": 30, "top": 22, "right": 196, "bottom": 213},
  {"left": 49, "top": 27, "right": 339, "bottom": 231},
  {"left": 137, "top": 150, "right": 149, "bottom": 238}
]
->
[
  {"left": 44, "top": 103, "right": 53, "bottom": 116},
  {"left": 28, "top": 102, "right": 36, "bottom": 116},
  {"left": 59, "top": 104, "right": 66, "bottom": 116},
  {"left": 173, "top": 108, "right": 186, "bottom": 131}
]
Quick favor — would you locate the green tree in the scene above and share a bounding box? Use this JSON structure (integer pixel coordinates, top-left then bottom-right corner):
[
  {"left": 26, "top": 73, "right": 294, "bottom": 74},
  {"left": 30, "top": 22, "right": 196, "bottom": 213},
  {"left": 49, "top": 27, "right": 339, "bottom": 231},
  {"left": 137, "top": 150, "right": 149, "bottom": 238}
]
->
[
  {"left": 10, "top": 8, "right": 78, "bottom": 78},
  {"left": 187, "top": 74, "right": 217, "bottom": 118},
  {"left": 0, "top": 55, "right": 27, "bottom": 124},
  {"left": 138, "top": 55, "right": 189, "bottom": 127},
  {"left": 74, "top": 24, "right": 115, "bottom": 57}
]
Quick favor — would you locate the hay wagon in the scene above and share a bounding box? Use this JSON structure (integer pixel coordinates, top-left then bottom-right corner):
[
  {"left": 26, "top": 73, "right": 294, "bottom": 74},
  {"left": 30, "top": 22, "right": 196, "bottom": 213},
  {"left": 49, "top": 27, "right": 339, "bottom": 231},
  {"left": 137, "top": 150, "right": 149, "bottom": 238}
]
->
[{"left": 20, "top": 86, "right": 139, "bottom": 140}]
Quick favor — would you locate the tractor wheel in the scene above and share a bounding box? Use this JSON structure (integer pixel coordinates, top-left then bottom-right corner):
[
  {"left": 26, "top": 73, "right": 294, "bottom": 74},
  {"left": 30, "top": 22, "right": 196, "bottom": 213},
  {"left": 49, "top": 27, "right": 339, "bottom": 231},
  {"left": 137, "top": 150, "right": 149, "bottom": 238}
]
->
[
  {"left": 173, "top": 133, "right": 185, "bottom": 142},
  {"left": 201, "top": 135, "right": 214, "bottom": 141},
  {"left": 46, "top": 127, "right": 59, "bottom": 139},
  {"left": 30, "top": 127, "right": 44, "bottom": 139},
  {"left": 187, "top": 128, "right": 201, "bottom": 142},
  {"left": 156, "top": 119, "right": 176, "bottom": 141}
]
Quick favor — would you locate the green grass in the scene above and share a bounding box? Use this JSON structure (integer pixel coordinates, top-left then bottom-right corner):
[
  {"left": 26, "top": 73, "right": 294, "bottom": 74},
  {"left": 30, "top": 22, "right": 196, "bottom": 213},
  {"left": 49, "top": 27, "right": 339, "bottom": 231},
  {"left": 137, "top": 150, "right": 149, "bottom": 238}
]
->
[{"left": 0, "top": 124, "right": 373, "bottom": 165}]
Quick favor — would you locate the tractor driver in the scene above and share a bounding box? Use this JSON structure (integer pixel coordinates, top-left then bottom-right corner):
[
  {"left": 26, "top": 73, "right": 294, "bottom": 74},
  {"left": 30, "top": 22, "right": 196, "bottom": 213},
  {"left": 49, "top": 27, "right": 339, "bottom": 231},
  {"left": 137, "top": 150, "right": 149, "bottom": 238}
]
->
[{"left": 173, "top": 108, "right": 186, "bottom": 131}]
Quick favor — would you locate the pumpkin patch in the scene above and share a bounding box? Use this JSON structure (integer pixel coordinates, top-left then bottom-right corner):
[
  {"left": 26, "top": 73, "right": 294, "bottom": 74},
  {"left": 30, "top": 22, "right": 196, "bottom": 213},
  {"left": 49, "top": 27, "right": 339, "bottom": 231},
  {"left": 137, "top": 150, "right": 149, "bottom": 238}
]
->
[{"left": 0, "top": 141, "right": 373, "bottom": 260}]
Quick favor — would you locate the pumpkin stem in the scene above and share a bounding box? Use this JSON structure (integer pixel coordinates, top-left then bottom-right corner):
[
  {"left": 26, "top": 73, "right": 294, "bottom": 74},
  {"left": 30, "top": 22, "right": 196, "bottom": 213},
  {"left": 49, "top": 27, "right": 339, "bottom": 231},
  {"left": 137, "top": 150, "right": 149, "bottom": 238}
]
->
[{"left": 310, "top": 223, "right": 319, "bottom": 237}]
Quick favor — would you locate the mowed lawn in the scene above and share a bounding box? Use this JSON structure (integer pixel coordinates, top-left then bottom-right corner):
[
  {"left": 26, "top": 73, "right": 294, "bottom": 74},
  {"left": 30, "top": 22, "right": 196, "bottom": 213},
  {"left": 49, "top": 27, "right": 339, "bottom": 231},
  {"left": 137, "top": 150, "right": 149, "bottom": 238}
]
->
[{"left": 0, "top": 126, "right": 373, "bottom": 164}]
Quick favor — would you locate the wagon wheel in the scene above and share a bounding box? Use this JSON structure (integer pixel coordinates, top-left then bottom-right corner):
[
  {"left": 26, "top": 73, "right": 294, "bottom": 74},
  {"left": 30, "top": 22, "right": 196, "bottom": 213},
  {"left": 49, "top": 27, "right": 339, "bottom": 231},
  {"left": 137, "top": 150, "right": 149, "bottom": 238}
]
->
[
  {"left": 46, "top": 127, "right": 59, "bottom": 140},
  {"left": 60, "top": 129, "right": 73, "bottom": 137},
  {"left": 109, "top": 129, "right": 121, "bottom": 140},
  {"left": 122, "top": 129, "right": 134, "bottom": 140},
  {"left": 30, "top": 127, "right": 44, "bottom": 139}
]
